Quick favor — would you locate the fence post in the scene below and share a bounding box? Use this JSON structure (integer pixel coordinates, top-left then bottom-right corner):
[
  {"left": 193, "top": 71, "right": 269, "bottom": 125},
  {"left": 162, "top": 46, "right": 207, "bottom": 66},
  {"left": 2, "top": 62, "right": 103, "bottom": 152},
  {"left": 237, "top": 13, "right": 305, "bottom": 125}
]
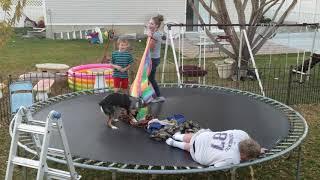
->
[
  {"left": 286, "top": 66, "right": 293, "bottom": 105},
  {"left": 8, "top": 75, "right": 12, "bottom": 116}
]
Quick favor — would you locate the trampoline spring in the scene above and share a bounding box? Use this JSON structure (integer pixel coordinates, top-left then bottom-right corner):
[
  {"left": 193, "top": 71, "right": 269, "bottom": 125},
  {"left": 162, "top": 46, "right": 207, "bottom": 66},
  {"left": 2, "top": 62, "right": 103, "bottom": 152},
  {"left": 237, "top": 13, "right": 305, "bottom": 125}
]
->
[
  {"left": 270, "top": 149, "right": 282, "bottom": 152},
  {"left": 39, "top": 102, "right": 47, "bottom": 106},
  {"left": 291, "top": 129, "right": 304, "bottom": 133},
  {"left": 279, "top": 142, "right": 295, "bottom": 145},
  {"left": 19, "top": 138, "right": 33, "bottom": 143},
  {"left": 47, "top": 99, "right": 56, "bottom": 103},
  {"left": 83, "top": 160, "right": 95, "bottom": 164},
  {"left": 289, "top": 122, "right": 302, "bottom": 125},
  {"left": 134, "top": 165, "right": 140, "bottom": 169},
  {"left": 289, "top": 133, "right": 303, "bottom": 136},
  {"left": 288, "top": 135, "right": 300, "bottom": 138},
  {"left": 93, "top": 161, "right": 104, "bottom": 166},
  {"left": 35, "top": 104, "right": 42, "bottom": 108},
  {"left": 121, "top": 164, "right": 128, "bottom": 169},
  {"left": 61, "top": 94, "right": 71, "bottom": 98},
  {"left": 23, "top": 142, "right": 35, "bottom": 146},
  {"left": 265, "top": 152, "right": 275, "bottom": 156},
  {"left": 275, "top": 145, "right": 289, "bottom": 149},
  {"left": 51, "top": 97, "right": 59, "bottom": 100},
  {"left": 290, "top": 116, "right": 302, "bottom": 120},
  {"left": 19, "top": 134, "right": 31, "bottom": 138},
  {"left": 284, "top": 109, "right": 294, "bottom": 113},
  {"left": 290, "top": 126, "right": 304, "bottom": 129},
  {"left": 73, "top": 157, "right": 84, "bottom": 162},
  {"left": 286, "top": 139, "right": 298, "bottom": 142},
  {"left": 108, "top": 163, "right": 116, "bottom": 167}
]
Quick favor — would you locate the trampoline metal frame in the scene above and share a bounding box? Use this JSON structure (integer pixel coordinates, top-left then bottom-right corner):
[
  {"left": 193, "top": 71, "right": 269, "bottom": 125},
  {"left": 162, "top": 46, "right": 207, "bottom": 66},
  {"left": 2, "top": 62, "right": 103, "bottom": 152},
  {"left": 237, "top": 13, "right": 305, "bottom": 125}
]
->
[{"left": 10, "top": 83, "right": 308, "bottom": 175}]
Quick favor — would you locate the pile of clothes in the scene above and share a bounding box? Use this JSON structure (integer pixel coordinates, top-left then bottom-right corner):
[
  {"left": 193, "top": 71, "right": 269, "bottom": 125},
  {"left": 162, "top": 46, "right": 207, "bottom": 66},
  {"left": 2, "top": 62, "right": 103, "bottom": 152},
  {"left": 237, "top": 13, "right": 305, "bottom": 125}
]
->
[
  {"left": 148, "top": 115, "right": 201, "bottom": 141},
  {"left": 118, "top": 113, "right": 201, "bottom": 141}
]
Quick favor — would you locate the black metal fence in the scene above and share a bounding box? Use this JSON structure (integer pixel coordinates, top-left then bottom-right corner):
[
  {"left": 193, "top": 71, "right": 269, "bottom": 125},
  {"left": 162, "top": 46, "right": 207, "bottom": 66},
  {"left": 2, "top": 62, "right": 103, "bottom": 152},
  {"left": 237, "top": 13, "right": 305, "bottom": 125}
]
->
[{"left": 0, "top": 64, "right": 319, "bottom": 124}]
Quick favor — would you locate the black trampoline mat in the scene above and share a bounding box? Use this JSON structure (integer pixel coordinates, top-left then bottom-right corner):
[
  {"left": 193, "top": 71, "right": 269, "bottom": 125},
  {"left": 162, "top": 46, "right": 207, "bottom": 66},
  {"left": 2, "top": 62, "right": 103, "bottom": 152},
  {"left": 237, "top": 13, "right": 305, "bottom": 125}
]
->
[{"left": 33, "top": 87, "right": 289, "bottom": 167}]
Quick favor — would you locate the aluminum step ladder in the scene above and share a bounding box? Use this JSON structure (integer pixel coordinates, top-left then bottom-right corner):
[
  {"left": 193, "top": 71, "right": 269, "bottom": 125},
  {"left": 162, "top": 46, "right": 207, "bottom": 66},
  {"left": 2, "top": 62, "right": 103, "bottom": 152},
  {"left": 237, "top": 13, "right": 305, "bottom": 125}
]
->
[{"left": 5, "top": 106, "right": 80, "bottom": 180}]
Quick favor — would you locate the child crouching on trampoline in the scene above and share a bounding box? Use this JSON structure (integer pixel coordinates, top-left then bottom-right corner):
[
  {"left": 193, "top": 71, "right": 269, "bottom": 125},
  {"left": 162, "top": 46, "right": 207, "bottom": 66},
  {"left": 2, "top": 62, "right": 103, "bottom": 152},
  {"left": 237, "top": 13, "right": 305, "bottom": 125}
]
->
[
  {"left": 166, "top": 129, "right": 264, "bottom": 167},
  {"left": 99, "top": 92, "right": 144, "bottom": 129},
  {"left": 110, "top": 38, "right": 134, "bottom": 94}
]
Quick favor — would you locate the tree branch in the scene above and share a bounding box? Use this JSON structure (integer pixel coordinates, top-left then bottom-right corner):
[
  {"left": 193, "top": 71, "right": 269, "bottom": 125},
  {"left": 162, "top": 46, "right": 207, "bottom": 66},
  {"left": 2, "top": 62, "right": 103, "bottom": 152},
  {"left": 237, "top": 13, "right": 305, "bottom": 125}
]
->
[
  {"left": 187, "top": 0, "right": 236, "bottom": 59},
  {"left": 251, "top": 0, "right": 282, "bottom": 47},
  {"left": 199, "top": 0, "right": 219, "bottom": 20},
  {"left": 253, "top": 0, "right": 298, "bottom": 53}
]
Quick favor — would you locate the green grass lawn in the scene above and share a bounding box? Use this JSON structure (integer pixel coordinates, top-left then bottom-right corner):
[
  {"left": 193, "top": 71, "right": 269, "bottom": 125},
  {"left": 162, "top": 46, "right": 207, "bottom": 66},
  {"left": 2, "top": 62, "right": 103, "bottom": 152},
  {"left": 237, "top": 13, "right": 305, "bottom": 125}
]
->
[{"left": 0, "top": 32, "right": 319, "bottom": 179}]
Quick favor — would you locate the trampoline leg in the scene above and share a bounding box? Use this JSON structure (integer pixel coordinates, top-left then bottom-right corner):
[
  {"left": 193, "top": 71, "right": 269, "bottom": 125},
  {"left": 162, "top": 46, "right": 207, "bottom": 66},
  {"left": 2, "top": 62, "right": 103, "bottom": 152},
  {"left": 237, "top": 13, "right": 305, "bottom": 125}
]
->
[
  {"left": 296, "top": 146, "right": 302, "bottom": 180},
  {"left": 249, "top": 166, "right": 255, "bottom": 179},
  {"left": 151, "top": 174, "right": 158, "bottom": 180},
  {"left": 230, "top": 168, "right": 237, "bottom": 180},
  {"left": 112, "top": 172, "right": 116, "bottom": 180}
]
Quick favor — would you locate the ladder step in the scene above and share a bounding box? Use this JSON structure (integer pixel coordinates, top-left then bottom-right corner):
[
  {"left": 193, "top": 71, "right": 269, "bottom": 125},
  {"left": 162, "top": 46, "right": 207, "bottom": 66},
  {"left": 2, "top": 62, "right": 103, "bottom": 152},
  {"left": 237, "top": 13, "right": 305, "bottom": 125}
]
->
[
  {"left": 12, "top": 157, "right": 40, "bottom": 169},
  {"left": 18, "top": 124, "right": 46, "bottom": 135},
  {"left": 12, "top": 157, "right": 77, "bottom": 179},
  {"left": 47, "top": 168, "right": 77, "bottom": 179}
]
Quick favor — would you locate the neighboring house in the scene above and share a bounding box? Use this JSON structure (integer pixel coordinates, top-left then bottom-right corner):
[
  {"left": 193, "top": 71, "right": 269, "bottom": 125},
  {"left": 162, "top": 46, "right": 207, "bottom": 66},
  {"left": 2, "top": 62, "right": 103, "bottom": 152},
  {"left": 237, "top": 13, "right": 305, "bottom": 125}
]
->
[{"left": 44, "top": 0, "right": 186, "bottom": 39}]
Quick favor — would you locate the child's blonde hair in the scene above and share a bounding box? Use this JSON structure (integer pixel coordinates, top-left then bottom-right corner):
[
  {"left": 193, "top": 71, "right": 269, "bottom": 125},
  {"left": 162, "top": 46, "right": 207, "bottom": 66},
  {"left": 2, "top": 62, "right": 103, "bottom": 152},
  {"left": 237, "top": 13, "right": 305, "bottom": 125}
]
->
[{"left": 151, "top": 14, "right": 164, "bottom": 28}]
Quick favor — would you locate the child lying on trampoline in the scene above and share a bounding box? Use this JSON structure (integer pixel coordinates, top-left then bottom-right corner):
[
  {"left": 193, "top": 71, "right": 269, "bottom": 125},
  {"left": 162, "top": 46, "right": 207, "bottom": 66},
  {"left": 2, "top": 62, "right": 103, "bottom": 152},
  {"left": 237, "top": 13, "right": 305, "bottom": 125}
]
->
[
  {"left": 99, "top": 92, "right": 144, "bottom": 129},
  {"left": 166, "top": 129, "right": 265, "bottom": 167}
]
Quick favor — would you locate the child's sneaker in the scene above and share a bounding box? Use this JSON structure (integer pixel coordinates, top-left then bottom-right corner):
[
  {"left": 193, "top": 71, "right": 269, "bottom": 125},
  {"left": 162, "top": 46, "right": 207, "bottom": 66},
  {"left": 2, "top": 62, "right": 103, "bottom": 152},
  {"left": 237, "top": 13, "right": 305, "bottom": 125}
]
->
[{"left": 151, "top": 96, "right": 166, "bottom": 103}]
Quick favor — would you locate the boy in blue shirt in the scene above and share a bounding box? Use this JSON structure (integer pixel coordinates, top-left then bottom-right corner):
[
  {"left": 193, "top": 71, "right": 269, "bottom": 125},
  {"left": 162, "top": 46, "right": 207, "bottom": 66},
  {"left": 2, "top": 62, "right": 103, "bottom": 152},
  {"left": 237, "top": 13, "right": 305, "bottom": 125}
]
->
[{"left": 111, "top": 38, "right": 133, "bottom": 94}]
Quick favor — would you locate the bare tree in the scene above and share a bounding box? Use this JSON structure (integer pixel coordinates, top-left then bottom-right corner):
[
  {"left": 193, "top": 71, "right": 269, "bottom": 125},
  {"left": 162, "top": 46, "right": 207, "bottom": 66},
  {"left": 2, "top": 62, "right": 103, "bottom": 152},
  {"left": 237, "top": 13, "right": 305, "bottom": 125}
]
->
[
  {"left": 188, "top": 0, "right": 297, "bottom": 68},
  {"left": 0, "top": 0, "right": 26, "bottom": 48}
]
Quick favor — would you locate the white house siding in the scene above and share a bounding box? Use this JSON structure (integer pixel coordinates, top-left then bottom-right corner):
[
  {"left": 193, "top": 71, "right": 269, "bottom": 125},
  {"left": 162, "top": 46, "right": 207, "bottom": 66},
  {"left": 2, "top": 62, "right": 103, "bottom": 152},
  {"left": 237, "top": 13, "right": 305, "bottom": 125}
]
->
[
  {"left": 44, "top": 0, "right": 186, "bottom": 38},
  {"left": 0, "top": 0, "right": 44, "bottom": 27}
]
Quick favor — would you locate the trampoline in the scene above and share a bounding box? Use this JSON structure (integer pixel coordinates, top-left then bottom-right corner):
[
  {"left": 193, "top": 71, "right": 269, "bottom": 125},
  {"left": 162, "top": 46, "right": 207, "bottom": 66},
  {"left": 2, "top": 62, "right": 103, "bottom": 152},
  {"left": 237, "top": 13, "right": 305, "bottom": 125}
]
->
[{"left": 11, "top": 84, "right": 308, "bottom": 174}]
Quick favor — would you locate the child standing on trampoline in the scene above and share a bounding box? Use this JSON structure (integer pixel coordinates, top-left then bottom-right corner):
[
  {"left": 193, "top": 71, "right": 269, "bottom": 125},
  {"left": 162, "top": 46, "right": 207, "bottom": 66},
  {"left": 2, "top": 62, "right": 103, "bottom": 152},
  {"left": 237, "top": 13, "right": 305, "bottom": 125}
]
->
[
  {"left": 111, "top": 38, "right": 134, "bottom": 94},
  {"left": 147, "top": 14, "right": 166, "bottom": 102},
  {"left": 166, "top": 129, "right": 263, "bottom": 167}
]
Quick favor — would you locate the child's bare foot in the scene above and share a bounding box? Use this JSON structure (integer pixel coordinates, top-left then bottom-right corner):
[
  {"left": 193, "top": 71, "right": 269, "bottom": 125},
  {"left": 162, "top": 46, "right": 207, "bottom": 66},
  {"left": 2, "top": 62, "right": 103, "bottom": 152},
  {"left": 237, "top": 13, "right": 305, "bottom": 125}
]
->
[
  {"left": 131, "top": 118, "right": 138, "bottom": 123},
  {"left": 106, "top": 120, "right": 118, "bottom": 130},
  {"left": 109, "top": 125, "right": 118, "bottom": 130},
  {"left": 113, "top": 118, "right": 119, "bottom": 122}
]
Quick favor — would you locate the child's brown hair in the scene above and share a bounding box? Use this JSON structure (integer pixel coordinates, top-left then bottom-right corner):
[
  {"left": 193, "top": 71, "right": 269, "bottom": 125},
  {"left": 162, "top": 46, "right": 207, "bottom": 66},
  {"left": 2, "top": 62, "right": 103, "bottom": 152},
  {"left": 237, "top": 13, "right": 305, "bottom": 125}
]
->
[{"left": 117, "top": 38, "right": 129, "bottom": 45}]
